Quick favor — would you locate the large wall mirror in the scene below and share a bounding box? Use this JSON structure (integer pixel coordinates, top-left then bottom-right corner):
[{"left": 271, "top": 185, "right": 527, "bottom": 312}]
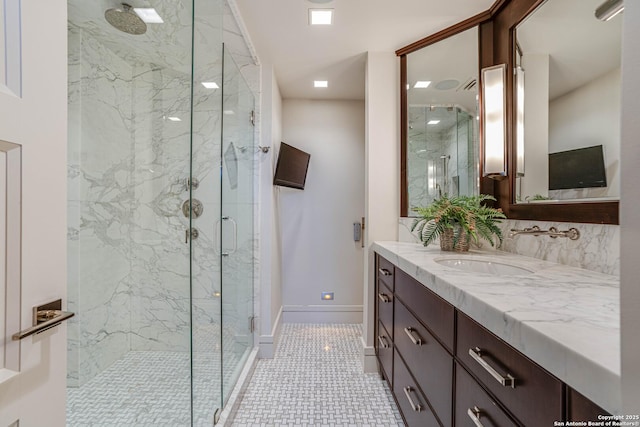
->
[
  {"left": 514, "top": 0, "right": 622, "bottom": 204},
  {"left": 402, "top": 27, "right": 480, "bottom": 216}
]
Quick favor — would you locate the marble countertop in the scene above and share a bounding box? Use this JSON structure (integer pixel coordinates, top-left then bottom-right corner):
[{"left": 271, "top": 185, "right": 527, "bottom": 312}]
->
[{"left": 372, "top": 241, "right": 621, "bottom": 414}]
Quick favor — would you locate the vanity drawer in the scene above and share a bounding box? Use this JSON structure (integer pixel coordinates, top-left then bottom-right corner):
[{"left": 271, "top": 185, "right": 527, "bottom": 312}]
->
[
  {"left": 395, "top": 267, "right": 455, "bottom": 351},
  {"left": 376, "top": 321, "right": 393, "bottom": 386},
  {"left": 393, "top": 349, "right": 441, "bottom": 427},
  {"left": 455, "top": 362, "right": 517, "bottom": 427},
  {"left": 377, "top": 281, "right": 394, "bottom": 334},
  {"left": 377, "top": 255, "right": 395, "bottom": 290},
  {"left": 395, "top": 299, "right": 452, "bottom": 426},
  {"left": 457, "top": 312, "right": 563, "bottom": 427}
]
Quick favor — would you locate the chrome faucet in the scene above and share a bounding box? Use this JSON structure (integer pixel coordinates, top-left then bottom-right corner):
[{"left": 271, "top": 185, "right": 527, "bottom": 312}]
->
[{"left": 509, "top": 226, "right": 580, "bottom": 240}]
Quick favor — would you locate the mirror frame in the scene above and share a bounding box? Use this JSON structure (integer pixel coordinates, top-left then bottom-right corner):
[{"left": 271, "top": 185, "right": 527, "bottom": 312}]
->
[{"left": 398, "top": 0, "right": 619, "bottom": 224}]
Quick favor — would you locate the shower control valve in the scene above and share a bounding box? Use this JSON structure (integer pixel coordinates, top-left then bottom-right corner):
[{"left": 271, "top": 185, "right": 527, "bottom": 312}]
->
[{"left": 185, "top": 228, "right": 199, "bottom": 243}]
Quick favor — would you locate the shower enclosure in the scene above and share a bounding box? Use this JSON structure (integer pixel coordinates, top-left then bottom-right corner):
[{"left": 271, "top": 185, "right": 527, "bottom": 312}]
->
[
  {"left": 66, "top": 1, "right": 256, "bottom": 425},
  {"left": 407, "top": 105, "right": 478, "bottom": 210}
]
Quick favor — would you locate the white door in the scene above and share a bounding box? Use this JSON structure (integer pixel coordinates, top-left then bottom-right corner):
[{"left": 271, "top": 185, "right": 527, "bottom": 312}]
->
[{"left": 0, "top": 0, "right": 69, "bottom": 426}]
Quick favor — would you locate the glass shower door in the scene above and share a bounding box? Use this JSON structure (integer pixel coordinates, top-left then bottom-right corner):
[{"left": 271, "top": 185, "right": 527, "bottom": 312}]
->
[{"left": 220, "top": 46, "right": 256, "bottom": 406}]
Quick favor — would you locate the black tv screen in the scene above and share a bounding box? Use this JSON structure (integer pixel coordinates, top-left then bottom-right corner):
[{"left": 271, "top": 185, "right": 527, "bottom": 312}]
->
[
  {"left": 273, "top": 142, "right": 310, "bottom": 190},
  {"left": 548, "top": 145, "right": 607, "bottom": 190}
]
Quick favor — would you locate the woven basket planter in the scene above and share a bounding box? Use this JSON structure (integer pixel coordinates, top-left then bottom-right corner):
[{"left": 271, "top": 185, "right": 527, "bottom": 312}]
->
[{"left": 440, "top": 227, "right": 470, "bottom": 252}]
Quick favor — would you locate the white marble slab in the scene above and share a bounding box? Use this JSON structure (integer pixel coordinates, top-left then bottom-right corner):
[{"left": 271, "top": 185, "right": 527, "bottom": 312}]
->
[{"left": 372, "top": 240, "right": 621, "bottom": 414}]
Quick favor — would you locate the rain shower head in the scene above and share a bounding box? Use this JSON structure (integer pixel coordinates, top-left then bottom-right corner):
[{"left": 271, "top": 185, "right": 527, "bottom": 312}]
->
[{"left": 105, "top": 3, "right": 147, "bottom": 35}]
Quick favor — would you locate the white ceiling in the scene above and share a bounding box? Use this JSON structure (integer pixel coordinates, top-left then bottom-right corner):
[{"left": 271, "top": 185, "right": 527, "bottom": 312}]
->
[{"left": 235, "top": 0, "right": 494, "bottom": 100}]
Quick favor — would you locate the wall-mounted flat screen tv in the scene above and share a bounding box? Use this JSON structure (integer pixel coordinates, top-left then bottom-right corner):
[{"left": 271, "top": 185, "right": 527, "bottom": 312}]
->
[
  {"left": 273, "top": 142, "right": 311, "bottom": 190},
  {"left": 548, "top": 145, "right": 607, "bottom": 190}
]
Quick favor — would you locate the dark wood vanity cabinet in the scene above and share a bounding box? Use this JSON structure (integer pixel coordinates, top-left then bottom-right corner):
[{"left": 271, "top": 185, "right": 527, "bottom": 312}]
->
[
  {"left": 568, "top": 388, "right": 610, "bottom": 422},
  {"left": 457, "top": 312, "right": 563, "bottom": 426},
  {"left": 375, "top": 253, "right": 610, "bottom": 427}
]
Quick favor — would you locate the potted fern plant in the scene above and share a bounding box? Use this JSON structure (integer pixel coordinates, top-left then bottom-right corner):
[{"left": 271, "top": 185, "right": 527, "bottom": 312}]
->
[{"left": 411, "top": 194, "right": 506, "bottom": 252}]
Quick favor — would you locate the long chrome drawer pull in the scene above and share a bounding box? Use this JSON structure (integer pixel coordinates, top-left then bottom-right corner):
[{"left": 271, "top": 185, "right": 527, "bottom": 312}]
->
[
  {"left": 467, "top": 406, "right": 485, "bottom": 427},
  {"left": 378, "top": 293, "right": 390, "bottom": 303},
  {"left": 404, "top": 327, "right": 424, "bottom": 346},
  {"left": 13, "top": 310, "right": 75, "bottom": 340},
  {"left": 378, "top": 268, "right": 392, "bottom": 277},
  {"left": 403, "top": 386, "right": 423, "bottom": 412},
  {"left": 378, "top": 335, "right": 390, "bottom": 349},
  {"left": 469, "top": 347, "right": 516, "bottom": 388}
]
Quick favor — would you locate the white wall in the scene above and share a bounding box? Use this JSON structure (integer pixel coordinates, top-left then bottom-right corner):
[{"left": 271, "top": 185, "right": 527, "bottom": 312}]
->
[
  {"left": 363, "top": 52, "right": 399, "bottom": 372},
  {"left": 280, "top": 99, "right": 365, "bottom": 323},
  {"left": 549, "top": 68, "right": 621, "bottom": 199},
  {"left": 258, "top": 64, "right": 284, "bottom": 357},
  {"left": 620, "top": 0, "right": 640, "bottom": 414},
  {"left": 521, "top": 53, "right": 549, "bottom": 199},
  {"left": 0, "top": 0, "right": 68, "bottom": 424}
]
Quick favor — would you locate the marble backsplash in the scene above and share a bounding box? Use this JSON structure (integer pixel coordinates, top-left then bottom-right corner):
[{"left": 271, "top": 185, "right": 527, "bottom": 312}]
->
[{"left": 399, "top": 217, "right": 620, "bottom": 276}]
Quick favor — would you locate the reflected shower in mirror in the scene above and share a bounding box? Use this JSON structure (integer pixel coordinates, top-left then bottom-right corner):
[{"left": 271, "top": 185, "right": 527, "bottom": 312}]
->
[
  {"left": 514, "top": 0, "right": 622, "bottom": 203},
  {"left": 406, "top": 27, "right": 479, "bottom": 215}
]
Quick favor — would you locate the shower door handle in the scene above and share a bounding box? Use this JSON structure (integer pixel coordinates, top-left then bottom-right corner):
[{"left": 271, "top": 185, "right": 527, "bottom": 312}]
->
[
  {"left": 216, "top": 216, "right": 238, "bottom": 256},
  {"left": 224, "top": 216, "right": 238, "bottom": 255}
]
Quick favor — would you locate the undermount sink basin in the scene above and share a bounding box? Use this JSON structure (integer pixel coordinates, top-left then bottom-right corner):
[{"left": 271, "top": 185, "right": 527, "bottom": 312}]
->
[{"left": 435, "top": 258, "right": 535, "bottom": 276}]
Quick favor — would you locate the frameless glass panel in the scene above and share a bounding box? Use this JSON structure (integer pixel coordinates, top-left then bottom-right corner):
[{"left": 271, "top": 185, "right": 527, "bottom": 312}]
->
[
  {"left": 220, "top": 47, "right": 255, "bottom": 406},
  {"left": 66, "top": 1, "right": 195, "bottom": 425},
  {"left": 190, "top": 0, "right": 225, "bottom": 424}
]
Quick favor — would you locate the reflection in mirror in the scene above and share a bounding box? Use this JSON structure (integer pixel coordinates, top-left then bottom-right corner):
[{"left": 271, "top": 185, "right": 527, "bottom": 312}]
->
[
  {"left": 406, "top": 27, "right": 479, "bottom": 215},
  {"left": 515, "top": 0, "right": 622, "bottom": 204}
]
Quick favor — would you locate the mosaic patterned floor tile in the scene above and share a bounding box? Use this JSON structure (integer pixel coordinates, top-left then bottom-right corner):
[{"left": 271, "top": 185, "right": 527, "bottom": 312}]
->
[{"left": 231, "top": 324, "right": 404, "bottom": 427}]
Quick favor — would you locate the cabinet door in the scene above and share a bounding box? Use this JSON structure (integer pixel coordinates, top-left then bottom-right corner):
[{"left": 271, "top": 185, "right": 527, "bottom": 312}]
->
[
  {"left": 457, "top": 312, "right": 563, "bottom": 426},
  {"left": 393, "top": 349, "right": 441, "bottom": 427},
  {"left": 568, "top": 388, "right": 610, "bottom": 422},
  {"left": 395, "top": 299, "right": 453, "bottom": 426},
  {"left": 455, "top": 363, "right": 517, "bottom": 427}
]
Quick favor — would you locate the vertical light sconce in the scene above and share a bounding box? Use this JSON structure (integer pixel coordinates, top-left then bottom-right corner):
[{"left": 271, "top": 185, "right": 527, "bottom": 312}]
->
[
  {"left": 481, "top": 64, "right": 507, "bottom": 179},
  {"left": 515, "top": 66, "right": 525, "bottom": 177},
  {"left": 595, "top": 0, "right": 624, "bottom": 21}
]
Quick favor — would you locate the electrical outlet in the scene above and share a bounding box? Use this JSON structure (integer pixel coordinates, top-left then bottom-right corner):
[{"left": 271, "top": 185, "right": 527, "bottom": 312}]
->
[{"left": 321, "top": 292, "right": 334, "bottom": 301}]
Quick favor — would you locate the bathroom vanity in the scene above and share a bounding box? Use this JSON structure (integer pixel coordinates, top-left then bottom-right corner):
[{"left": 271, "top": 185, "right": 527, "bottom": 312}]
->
[{"left": 374, "top": 241, "right": 618, "bottom": 426}]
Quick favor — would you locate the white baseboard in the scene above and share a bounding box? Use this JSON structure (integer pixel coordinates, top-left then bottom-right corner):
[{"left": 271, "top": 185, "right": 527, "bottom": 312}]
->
[
  {"left": 281, "top": 304, "right": 363, "bottom": 323},
  {"left": 258, "top": 305, "right": 283, "bottom": 359},
  {"left": 361, "top": 337, "right": 377, "bottom": 373}
]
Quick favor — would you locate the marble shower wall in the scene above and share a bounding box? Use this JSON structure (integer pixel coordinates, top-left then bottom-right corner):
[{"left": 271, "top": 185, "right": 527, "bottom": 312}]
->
[
  {"left": 68, "top": 29, "right": 195, "bottom": 386},
  {"left": 68, "top": 27, "right": 135, "bottom": 387},
  {"left": 398, "top": 217, "right": 620, "bottom": 276}
]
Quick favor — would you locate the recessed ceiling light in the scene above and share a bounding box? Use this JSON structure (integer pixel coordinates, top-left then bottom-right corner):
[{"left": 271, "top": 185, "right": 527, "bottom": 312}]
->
[
  {"left": 134, "top": 8, "right": 164, "bottom": 24},
  {"left": 427, "top": 120, "right": 440, "bottom": 125},
  {"left": 224, "top": 110, "right": 235, "bottom": 115},
  {"left": 202, "top": 82, "right": 219, "bottom": 89},
  {"left": 309, "top": 9, "right": 333, "bottom": 25},
  {"left": 167, "top": 116, "right": 181, "bottom": 122},
  {"left": 414, "top": 81, "right": 432, "bottom": 89},
  {"left": 314, "top": 80, "right": 328, "bottom": 88}
]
